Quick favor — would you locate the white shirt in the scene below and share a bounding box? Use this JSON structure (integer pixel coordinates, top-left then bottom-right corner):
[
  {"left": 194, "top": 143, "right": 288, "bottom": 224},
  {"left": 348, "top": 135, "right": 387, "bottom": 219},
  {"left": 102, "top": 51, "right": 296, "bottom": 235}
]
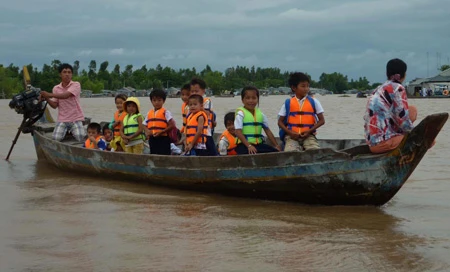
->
[
  {"left": 142, "top": 108, "right": 173, "bottom": 126},
  {"left": 278, "top": 96, "right": 324, "bottom": 117},
  {"left": 218, "top": 136, "right": 229, "bottom": 156},
  {"left": 234, "top": 109, "right": 269, "bottom": 130}
]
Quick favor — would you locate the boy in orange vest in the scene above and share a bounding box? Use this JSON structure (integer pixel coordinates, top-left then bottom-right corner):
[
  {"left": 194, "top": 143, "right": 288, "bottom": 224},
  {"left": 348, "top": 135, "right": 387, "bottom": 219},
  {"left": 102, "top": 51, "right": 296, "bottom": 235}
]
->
[
  {"left": 278, "top": 72, "right": 325, "bottom": 151},
  {"left": 83, "top": 122, "right": 107, "bottom": 150},
  {"left": 218, "top": 112, "right": 238, "bottom": 155},
  {"left": 190, "top": 77, "right": 218, "bottom": 156},
  {"left": 143, "top": 89, "right": 175, "bottom": 155}
]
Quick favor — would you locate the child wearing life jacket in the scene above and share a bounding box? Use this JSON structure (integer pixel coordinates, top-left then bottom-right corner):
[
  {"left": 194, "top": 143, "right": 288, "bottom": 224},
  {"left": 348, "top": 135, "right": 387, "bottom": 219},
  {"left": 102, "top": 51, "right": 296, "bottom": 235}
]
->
[
  {"left": 83, "top": 122, "right": 107, "bottom": 150},
  {"left": 143, "top": 89, "right": 175, "bottom": 155},
  {"left": 278, "top": 72, "right": 325, "bottom": 151},
  {"left": 218, "top": 112, "right": 237, "bottom": 156},
  {"left": 190, "top": 77, "right": 218, "bottom": 156},
  {"left": 102, "top": 124, "right": 113, "bottom": 151},
  {"left": 235, "top": 86, "right": 281, "bottom": 155},
  {"left": 109, "top": 94, "right": 128, "bottom": 152},
  {"left": 120, "top": 97, "right": 145, "bottom": 154},
  {"left": 185, "top": 94, "right": 209, "bottom": 156},
  {"left": 179, "top": 83, "right": 191, "bottom": 146}
]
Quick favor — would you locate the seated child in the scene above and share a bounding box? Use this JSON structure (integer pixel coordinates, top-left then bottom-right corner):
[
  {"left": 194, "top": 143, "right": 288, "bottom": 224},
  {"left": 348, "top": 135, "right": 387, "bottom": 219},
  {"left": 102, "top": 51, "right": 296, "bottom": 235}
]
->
[
  {"left": 102, "top": 124, "right": 113, "bottom": 151},
  {"left": 143, "top": 89, "right": 174, "bottom": 155},
  {"left": 184, "top": 94, "right": 209, "bottom": 156},
  {"left": 278, "top": 72, "right": 325, "bottom": 151},
  {"left": 83, "top": 122, "right": 107, "bottom": 150},
  {"left": 120, "top": 97, "right": 145, "bottom": 154},
  {"left": 218, "top": 112, "right": 237, "bottom": 155},
  {"left": 235, "top": 86, "right": 281, "bottom": 154}
]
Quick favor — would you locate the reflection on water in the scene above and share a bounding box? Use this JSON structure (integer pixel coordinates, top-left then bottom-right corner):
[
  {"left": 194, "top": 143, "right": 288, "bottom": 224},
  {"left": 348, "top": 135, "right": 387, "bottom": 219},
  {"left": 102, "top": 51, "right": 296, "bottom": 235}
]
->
[{"left": 1, "top": 96, "right": 450, "bottom": 271}]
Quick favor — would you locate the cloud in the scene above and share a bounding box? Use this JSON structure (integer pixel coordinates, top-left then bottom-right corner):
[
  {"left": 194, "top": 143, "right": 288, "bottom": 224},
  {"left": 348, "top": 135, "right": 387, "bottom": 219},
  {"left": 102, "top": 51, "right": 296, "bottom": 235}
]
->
[
  {"left": 109, "top": 48, "right": 125, "bottom": 55},
  {"left": 1, "top": 0, "right": 449, "bottom": 83}
]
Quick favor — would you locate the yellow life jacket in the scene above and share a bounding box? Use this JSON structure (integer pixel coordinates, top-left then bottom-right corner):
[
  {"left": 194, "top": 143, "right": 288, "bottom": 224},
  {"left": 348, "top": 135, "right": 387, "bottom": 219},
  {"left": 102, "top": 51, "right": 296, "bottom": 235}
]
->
[
  {"left": 181, "top": 102, "right": 189, "bottom": 133},
  {"left": 219, "top": 130, "right": 237, "bottom": 155},
  {"left": 113, "top": 110, "right": 126, "bottom": 136},
  {"left": 236, "top": 107, "right": 264, "bottom": 144},
  {"left": 123, "top": 113, "right": 145, "bottom": 141}
]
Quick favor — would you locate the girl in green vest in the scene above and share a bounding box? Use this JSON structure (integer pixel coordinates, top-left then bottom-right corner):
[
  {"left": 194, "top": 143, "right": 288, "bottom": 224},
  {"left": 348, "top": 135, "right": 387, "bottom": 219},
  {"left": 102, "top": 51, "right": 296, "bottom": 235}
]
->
[
  {"left": 120, "top": 97, "right": 145, "bottom": 154},
  {"left": 234, "top": 86, "right": 281, "bottom": 155}
]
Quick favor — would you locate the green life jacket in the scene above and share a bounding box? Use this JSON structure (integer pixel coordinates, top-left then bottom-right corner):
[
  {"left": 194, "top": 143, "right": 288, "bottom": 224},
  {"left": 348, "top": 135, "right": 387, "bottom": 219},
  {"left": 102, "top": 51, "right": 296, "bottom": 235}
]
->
[
  {"left": 123, "top": 113, "right": 144, "bottom": 141},
  {"left": 236, "top": 107, "right": 264, "bottom": 144}
]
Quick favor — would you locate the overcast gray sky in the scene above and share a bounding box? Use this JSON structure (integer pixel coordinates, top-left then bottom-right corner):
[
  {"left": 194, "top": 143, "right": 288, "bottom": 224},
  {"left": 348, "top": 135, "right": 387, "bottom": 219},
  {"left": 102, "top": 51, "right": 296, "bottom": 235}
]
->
[{"left": 1, "top": 0, "right": 449, "bottom": 83}]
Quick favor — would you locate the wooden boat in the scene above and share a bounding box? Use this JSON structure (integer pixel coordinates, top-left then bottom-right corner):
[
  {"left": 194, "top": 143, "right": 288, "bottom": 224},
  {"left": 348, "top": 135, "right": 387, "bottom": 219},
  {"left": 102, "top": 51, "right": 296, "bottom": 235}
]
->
[{"left": 30, "top": 112, "right": 448, "bottom": 206}]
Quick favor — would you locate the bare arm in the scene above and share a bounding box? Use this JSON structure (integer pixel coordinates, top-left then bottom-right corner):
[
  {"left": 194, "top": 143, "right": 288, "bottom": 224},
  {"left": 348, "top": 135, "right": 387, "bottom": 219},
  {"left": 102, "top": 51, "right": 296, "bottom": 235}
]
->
[{"left": 263, "top": 127, "right": 281, "bottom": 151}]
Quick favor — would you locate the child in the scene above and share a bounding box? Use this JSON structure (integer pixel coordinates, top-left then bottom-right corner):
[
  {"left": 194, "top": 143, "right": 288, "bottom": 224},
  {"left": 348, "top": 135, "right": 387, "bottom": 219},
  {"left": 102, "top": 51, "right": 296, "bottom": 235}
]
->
[
  {"left": 278, "top": 72, "right": 325, "bottom": 151},
  {"left": 190, "top": 77, "right": 218, "bottom": 156},
  {"left": 83, "top": 122, "right": 107, "bottom": 150},
  {"left": 120, "top": 97, "right": 145, "bottom": 154},
  {"left": 185, "top": 94, "right": 208, "bottom": 156},
  {"left": 109, "top": 94, "right": 128, "bottom": 152},
  {"left": 102, "top": 124, "right": 113, "bottom": 151},
  {"left": 143, "top": 89, "right": 174, "bottom": 155},
  {"left": 364, "top": 58, "right": 418, "bottom": 153},
  {"left": 218, "top": 112, "right": 237, "bottom": 156},
  {"left": 235, "top": 86, "right": 281, "bottom": 155},
  {"left": 180, "top": 83, "right": 191, "bottom": 135}
]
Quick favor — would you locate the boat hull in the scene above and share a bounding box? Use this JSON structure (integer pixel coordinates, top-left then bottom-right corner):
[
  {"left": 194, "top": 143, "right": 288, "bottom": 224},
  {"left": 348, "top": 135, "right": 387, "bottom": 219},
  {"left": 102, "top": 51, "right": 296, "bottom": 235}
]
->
[{"left": 32, "top": 113, "right": 448, "bottom": 205}]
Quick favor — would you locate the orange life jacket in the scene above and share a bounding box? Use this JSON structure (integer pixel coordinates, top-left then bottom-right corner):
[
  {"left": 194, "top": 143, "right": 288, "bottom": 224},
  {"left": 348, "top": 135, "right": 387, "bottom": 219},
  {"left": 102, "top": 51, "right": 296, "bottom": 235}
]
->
[
  {"left": 84, "top": 135, "right": 104, "bottom": 149},
  {"left": 219, "top": 130, "right": 237, "bottom": 155},
  {"left": 204, "top": 98, "right": 214, "bottom": 129},
  {"left": 186, "top": 111, "right": 208, "bottom": 145},
  {"left": 146, "top": 108, "right": 168, "bottom": 136},
  {"left": 287, "top": 97, "right": 317, "bottom": 134},
  {"left": 180, "top": 102, "right": 189, "bottom": 133},
  {"left": 113, "top": 110, "right": 127, "bottom": 136}
]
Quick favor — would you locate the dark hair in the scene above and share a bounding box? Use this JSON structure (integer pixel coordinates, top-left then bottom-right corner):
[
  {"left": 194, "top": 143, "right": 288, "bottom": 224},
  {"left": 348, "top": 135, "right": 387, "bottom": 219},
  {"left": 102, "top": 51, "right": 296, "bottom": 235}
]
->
[
  {"left": 102, "top": 124, "right": 111, "bottom": 134},
  {"left": 241, "top": 86, "right": 259, "bottom": 100},
  {"left": 190, "top": 77, "right": 207, "bottom": 90},
  {"left": 115, "top": 93, "right": 128, "bottom": 103},
  {"left": 181, "top": 83, "right": 191, "bottom": 92},
  {"left": 288, "top": 72, "right": 310, "bottom": 89},
  {"left": 386, "top": 58, "right": 407, "bottom": 80},
  {"left": 150, "top": 89, "right": 167, "bottom": 101},
  {"left": 224, "top": 112, "right": 235, "bottom": 127},
  {"left": 188, "top": 94, "right": 204, "bottom": 104},
  {"left": 87, "top": 122, "right": 101, "bottom": 133},
  {"left": 58, "top": 63, "right": 73, "bottom": 73}
]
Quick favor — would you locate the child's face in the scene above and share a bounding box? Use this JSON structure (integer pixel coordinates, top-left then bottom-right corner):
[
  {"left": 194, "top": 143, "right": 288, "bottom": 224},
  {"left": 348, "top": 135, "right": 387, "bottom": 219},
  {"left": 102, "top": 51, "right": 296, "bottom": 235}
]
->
[
  {"left": 188, "top": 98, "right": 202, "bottom": 113},
  {"left": 181, "top": 89, "right": 190, "bottom": 103},
  {"left": 127, "top": 103, "right": 138, "bottom": 114},
  {"left": 226, "top": 120, "right": 236, "bottom": 136},
  {"left": 103, "top": 129, "right": 113, "bottom": 141},
  {"left": 293, "top": 81, "right": 310, "bottom": 98},
  {"left": 151, "top": 97, "right": 164, "bottom": 110},
  {"left": 116, "top": 98, "right": 125, "bottom": 111},
  {"left": 242, "top": 90, "right": 259, "bottom": 111},
  {"left": 87, "top": 128, "right": 99, "bottom": 138},
  {"left": 190, "top": 84, "right": 205, "bottom": 96}
]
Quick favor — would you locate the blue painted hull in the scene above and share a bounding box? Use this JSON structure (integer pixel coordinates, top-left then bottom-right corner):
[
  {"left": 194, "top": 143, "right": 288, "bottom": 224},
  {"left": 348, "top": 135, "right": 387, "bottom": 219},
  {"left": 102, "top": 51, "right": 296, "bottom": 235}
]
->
[{"left": 32, "top": 113, "right": 448, "bottom": 205}]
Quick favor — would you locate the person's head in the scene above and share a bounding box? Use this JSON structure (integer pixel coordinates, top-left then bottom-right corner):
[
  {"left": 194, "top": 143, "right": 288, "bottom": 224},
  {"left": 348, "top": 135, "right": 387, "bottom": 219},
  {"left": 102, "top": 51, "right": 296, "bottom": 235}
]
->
[
  {"left": 87, "top": 122, "right": 101, "bottom": 138},
  {"left": 149, "top": 89, "right": 166, "bottom": 110},
  {"left": 181, "top": 83, "right": 191, "bottom": 103},
  {"left": 288, "top": 72, "right": 310, "bottom": 99},
  {"left": 241, "top": 86, "right": 259, "bottom": 111},
  {"left": 188, "top": 94, "right": 204, "bottom": 114},
  {"left": 386, "top": 58, "right": 407, "bottom": 83},
  {"left": 115, "top": 93, "right": 128, "bottom": 111},
  {"left": 224, "top": 111, "right": 236, "bottom": 136},
  {"left": 123, "top": 97, "right": 141, "bottom": 115},
  {"left": 102, "top": 124, "right": 113, "bottom": 141},
  {"left": 58, "top": 63, "right": 73, "bottom": 84},
  {"left": 190, "top": 77, "right": 207, "bottom": 95}
]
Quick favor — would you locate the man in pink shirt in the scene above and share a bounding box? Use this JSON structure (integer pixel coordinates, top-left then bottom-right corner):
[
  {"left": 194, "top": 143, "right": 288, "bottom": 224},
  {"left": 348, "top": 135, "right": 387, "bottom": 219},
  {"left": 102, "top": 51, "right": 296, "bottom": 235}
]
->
[{"left": 40, "top": 63, "right": 86, "bottom": 141}]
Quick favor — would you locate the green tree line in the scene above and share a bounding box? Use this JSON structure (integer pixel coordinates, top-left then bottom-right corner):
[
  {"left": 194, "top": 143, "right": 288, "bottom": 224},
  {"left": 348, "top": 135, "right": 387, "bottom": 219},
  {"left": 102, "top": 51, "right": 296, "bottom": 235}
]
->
[{"left": 1, "top": 59, "right": 394, "bottom": 98}]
